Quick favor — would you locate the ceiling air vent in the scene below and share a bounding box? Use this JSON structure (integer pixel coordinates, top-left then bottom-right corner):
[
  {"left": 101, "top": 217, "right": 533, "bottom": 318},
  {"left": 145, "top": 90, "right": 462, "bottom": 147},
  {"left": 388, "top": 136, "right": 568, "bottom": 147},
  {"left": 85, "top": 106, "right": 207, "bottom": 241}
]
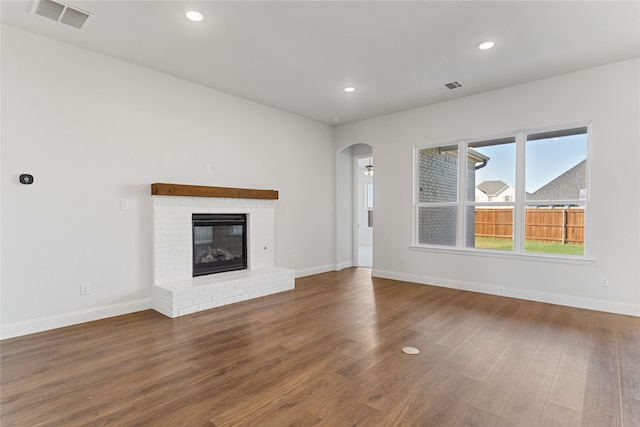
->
[
  {"left": 32, "top": 0, "right": 92, "bottom": 30},
  {"left": 444, "top": 81, "right": 463, "bottom": 90}
]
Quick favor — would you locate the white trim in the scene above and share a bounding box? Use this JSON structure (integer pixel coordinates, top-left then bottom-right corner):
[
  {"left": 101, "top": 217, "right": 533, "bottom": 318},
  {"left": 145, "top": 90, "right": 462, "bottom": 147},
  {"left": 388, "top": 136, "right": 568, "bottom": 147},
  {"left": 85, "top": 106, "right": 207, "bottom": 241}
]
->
[
  {"left": 514, "top": 130, "right": 526, "bottom": 252},
  {"left": 1, "top": 299, "right": 152, "bottom": 340},
  {"left": 412, "top": 146, "right": 419, "bottom": 245},
  {"left": 294, "top": 264, "right": 337, "bottom": 278},
  {"left": 583, "top": 124, "right": 592, "bottom": 258},
  {"left": 409, "top": 244, "right": 595, "bottom": 265},
  {"left": 336, "top": 260, "right": 354, "bottom": 271},
  {"left": 352, "top": 155, "right": 361, "bottom": 267},
  {"left": 372, "top": 269, "right": 639, "bottom": 317},
  {"left": 457, "top": 140, "right": 467, "bottom": 247}
]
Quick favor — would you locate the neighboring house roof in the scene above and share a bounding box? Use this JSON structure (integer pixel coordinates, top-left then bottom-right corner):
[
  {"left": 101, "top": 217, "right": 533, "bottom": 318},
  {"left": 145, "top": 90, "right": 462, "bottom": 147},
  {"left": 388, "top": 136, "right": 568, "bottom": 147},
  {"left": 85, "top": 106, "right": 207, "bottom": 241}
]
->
[
  {"left": 468, "top": 149, "right": 490, "bottom": 164},
  {"left": 477, "top": 180, "right": 510, "bottom": 197},
  {"left": 527, "top": 160, "right": 586, "bottom": 200},
  {"left": 441, "top": 148, "right": 490, "bottom": 164}
]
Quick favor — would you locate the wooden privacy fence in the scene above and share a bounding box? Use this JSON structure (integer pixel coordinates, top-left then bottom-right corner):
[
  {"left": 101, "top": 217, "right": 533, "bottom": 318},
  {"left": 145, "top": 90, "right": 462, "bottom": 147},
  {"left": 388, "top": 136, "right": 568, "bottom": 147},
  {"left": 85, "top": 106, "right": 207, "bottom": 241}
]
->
[{"left": 475, "top": 208, "right": 585, "bottom": 244}]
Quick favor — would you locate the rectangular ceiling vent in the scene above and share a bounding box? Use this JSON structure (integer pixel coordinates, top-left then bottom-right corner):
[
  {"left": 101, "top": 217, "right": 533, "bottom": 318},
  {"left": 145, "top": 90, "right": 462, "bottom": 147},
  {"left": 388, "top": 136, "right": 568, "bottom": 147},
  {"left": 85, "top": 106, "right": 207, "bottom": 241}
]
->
[
  {"left": 32, "top": 0, "right": 92, "bottom": 30},
  {"left": 444, "top": 81, "right": 463, "bottom": 90}
]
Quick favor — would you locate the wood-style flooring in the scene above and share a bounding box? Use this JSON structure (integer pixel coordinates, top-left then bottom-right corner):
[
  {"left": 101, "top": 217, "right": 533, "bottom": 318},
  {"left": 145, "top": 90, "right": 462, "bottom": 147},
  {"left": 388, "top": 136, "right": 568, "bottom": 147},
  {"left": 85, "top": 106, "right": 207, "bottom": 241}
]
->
[{"left": 2, "top": 268, "right": 639, "bottom": 426}]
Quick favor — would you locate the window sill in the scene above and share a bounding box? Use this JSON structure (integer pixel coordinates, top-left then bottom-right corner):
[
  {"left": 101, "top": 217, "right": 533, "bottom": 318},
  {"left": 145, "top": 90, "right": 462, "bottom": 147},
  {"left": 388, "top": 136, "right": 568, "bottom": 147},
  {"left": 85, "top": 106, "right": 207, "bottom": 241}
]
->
[{"left": 409, "top": 245, "right": 595, "bottom": 265}]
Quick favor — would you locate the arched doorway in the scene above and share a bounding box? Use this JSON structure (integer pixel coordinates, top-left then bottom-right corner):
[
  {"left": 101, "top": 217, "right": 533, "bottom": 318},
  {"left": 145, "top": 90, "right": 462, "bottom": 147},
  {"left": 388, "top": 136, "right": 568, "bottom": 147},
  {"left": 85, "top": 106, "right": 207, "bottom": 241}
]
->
[
  {"left": 336, "top": 143, "right": 373, "bottom": 270},
  {"left": 355, "top": 155, "right": 373, "bottom": 267}
]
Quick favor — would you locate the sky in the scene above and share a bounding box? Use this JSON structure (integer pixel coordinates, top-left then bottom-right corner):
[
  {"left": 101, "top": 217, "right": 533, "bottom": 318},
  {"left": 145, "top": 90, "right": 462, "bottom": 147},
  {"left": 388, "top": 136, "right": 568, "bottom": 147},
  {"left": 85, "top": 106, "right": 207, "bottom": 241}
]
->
[{"left": 475, "top": 134, "right": 588, "bottom": 193}]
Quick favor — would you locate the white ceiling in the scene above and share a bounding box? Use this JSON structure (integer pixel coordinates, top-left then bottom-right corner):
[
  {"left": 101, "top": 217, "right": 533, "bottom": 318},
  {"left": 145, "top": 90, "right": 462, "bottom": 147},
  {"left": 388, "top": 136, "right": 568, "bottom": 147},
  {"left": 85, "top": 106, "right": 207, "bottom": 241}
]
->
[{"left": 2, "top": 1, "right": 639, "bottom": 125}]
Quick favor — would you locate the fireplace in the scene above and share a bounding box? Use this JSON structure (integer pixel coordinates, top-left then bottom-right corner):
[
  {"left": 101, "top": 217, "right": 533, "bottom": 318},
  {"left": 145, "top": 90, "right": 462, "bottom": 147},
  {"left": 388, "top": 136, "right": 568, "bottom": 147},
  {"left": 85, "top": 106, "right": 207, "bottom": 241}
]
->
[
  {"left": 192, "top": 213, "right": 247, "bottom": 276},
  {"left": 152, "top": 184, "right": 294, "bottom": 318}
]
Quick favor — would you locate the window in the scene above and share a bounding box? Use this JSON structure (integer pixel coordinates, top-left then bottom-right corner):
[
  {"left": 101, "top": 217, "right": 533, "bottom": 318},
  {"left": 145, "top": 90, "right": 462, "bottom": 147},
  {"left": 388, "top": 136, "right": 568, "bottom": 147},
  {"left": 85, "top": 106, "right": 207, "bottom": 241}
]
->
[
  {"left": 366, "top": 183, "right": 374, "bottom": 228},
  {"left": 415, "top": 125, "right": 588, "bottom": 256}
]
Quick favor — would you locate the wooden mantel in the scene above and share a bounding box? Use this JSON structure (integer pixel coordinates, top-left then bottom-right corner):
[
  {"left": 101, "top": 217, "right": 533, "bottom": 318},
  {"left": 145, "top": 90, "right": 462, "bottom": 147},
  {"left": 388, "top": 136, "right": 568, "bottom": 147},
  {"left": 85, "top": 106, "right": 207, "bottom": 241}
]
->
[{"left": 151, "top": 183, "right": 278, "bottom": 200}]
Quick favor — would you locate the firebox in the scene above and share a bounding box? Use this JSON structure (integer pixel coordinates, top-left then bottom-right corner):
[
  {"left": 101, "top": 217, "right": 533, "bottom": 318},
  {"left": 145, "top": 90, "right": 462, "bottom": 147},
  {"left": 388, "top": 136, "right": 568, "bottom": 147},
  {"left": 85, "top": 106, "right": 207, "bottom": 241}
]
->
[{"left": 192, "top": 214, "right": 247, "bottom": 277}]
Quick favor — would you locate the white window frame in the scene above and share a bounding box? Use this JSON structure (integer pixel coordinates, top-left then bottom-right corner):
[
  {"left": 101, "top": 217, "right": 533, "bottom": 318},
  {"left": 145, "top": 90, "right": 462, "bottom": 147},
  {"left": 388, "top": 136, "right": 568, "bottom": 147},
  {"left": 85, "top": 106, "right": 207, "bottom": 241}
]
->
[
  {"left": 366, "top": 183, "right": 374, "bottom": 228},
  {"left": 412, "top": 123, "right": 591, "bottom": 261}
]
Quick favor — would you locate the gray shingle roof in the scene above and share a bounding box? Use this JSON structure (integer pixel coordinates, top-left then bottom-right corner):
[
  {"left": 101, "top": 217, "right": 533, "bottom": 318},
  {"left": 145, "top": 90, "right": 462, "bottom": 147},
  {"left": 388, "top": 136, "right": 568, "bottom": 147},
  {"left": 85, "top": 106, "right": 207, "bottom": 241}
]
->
[
  {"left": 527, "top": 160, "right": 586, "bottom": 201},
  {"left": 477, "top": 180, "right": 509, "bottom": 197}
]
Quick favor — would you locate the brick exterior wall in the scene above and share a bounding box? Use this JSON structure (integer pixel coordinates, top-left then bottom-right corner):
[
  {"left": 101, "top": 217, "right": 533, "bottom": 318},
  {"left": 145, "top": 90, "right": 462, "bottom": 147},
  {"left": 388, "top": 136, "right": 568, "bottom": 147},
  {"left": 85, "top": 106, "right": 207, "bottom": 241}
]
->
[{"left": 418, "top": 148, "right": 476, "bottom": 246}]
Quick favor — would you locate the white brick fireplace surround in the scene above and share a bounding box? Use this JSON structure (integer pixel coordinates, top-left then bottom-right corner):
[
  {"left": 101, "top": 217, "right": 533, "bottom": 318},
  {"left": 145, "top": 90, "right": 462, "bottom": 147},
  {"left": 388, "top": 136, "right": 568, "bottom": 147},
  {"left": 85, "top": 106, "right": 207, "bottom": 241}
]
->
[{"left": 151, "top": 184, "right": 294, "bottom": 318}]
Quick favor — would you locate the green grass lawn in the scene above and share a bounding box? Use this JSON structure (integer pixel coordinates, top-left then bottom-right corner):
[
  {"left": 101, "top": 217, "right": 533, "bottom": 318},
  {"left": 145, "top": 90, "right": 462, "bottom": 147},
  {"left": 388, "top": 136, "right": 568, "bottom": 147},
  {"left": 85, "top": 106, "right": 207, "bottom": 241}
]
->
[{"left": 475, "top": 237, "right": 584, "bottom": 255}]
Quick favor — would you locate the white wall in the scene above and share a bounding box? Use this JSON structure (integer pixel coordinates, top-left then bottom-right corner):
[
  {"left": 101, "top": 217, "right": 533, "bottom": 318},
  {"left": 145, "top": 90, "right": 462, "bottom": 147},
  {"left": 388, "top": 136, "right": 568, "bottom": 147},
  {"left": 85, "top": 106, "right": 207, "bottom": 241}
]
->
[
  {"left": 335, "top": 58, "right": 640, "bottom": 316},
  {"left": 335, "top": 146, "right": 354, "bottom": 270},
  {"left": 1, "top": 26, "right": 336, "bottom": 337}
]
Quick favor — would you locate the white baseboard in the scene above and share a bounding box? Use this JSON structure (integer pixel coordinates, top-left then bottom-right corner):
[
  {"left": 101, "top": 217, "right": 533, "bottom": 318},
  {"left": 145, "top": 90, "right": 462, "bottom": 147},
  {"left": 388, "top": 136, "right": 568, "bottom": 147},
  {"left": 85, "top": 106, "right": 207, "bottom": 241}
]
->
[
  {"left": 372, "top": 269, "right": 640, "bottom": 317},
  {"left": 294, "top": 264, "right": 338, "bottom": 278},
  {"left": 1, "top": 298, "right": 153, "bottom": 340},
  {"left": 336, "top": 260, "right": 354, "bottom": 271},
  {"left": 8, "top": 269, "right": 634, "bottom": 340}
]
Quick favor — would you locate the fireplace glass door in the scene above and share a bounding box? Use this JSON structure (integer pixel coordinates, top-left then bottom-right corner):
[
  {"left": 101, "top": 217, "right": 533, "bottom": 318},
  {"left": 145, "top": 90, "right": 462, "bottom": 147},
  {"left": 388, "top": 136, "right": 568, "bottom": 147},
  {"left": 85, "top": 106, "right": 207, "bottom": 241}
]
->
[{"left": 192, "top": 214, "right": 247, "bottom": 276}]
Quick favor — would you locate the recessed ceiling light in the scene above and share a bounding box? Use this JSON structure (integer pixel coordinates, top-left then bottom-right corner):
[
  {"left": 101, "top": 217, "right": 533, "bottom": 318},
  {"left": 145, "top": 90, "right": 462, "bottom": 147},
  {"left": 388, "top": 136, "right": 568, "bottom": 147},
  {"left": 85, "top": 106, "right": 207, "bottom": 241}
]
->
[
  {"left": 478, "top": 41, "right": 495, "bottom": 50},
  {"left": 343, "top": 86, "right": 356, "bottom": 93},
  {"left": 332, "top": 117, "right": 341, "bottom": 122},
  {"left": 185, "top": 10, "right": 204, "bottom": 22}
]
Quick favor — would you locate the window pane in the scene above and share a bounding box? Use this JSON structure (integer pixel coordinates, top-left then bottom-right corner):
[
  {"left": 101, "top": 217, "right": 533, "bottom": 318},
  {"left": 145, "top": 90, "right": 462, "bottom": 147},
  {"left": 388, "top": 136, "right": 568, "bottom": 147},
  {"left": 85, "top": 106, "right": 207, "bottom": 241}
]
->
[
  {"left": 366, "top": 184, "right": 373, "bottom": 228},
  {"left": 418, "top": 206, "right": 457, "bottom": 246},
  {"left": 468, "top": 139, "right": 516, "bottom": 202},
  {"left": 418, "top": 146, "right": 458, "bottom": 203},
  {"left": 524, "top": 206, "right": 584, "bottom": 255},
  {"left": 366, "top": 184, "right": 373, "bottom": 208},
  {"left": 526, "top": 132, "right": 587, "bottom": 201},
  {"left": 471, "top": 207, "right": 514, "bottom": 250}
]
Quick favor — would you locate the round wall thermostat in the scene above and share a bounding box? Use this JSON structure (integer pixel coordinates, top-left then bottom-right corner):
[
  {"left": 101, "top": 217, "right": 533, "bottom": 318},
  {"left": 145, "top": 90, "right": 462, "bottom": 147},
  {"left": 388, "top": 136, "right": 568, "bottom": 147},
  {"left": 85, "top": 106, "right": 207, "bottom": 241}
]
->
[{"left": 19, "top": 174, "right": 34, "bottom": 185}]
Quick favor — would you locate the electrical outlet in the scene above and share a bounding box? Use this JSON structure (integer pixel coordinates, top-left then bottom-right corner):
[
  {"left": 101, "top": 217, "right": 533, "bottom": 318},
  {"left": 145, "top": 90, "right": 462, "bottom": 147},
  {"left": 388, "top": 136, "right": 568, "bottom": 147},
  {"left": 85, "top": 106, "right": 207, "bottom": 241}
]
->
[
  {"left": 204, "top": 164, "right": 212, "bottom": 174},
  {"left": 400, "top": 256, "right": 405, "bottom": 265},
  {"left": 80, "top": 282, "right": 91, "bottom": 295},
  {"left": 600, "top": 276, "right": 609, "bottom": 287},
  {"left": 120, "top": 199, "right": 129, "bottom": 210}
]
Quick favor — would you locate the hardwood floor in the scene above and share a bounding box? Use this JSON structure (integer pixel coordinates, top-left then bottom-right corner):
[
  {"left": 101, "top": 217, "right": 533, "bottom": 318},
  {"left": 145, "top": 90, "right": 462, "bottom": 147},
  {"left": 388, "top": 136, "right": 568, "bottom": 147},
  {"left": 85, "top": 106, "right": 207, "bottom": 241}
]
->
[{"left": 2, "top": 268, "right": 639, "bottom": 426}]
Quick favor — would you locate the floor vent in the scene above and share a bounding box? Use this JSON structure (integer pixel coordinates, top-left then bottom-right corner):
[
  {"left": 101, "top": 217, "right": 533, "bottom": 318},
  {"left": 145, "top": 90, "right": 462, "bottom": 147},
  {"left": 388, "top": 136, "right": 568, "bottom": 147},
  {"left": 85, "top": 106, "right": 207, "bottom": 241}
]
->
[
  {"left": 32, "top": 0, "right": 91, "bottom": 30},
  {"left": 444, "top": 81, "right": 463, "bottom": 90}
]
